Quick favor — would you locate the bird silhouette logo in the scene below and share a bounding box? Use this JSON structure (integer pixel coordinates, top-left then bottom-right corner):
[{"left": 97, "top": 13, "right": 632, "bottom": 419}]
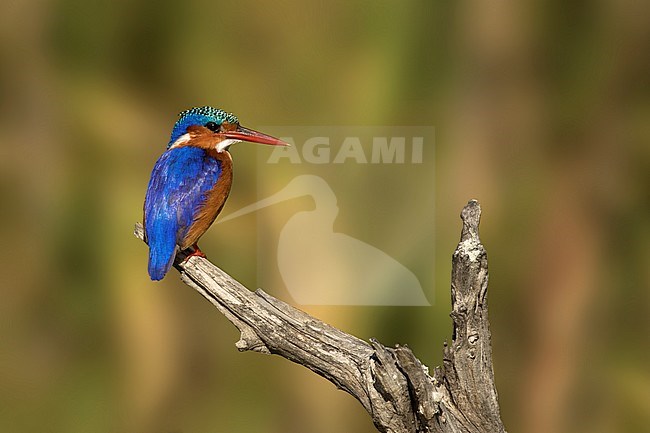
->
[{"left": 219, "top": 175, "right": 430, "bottom": 305}]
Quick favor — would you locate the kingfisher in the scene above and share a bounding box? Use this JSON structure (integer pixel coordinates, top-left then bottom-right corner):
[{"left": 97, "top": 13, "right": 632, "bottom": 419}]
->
[{"left": 143, "top": 106, "right": 289, "bottom": 280}]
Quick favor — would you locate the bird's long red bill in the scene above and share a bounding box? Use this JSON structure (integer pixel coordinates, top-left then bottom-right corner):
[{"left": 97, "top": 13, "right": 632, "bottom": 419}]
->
[{"left": 224, "top": 126, "right": 290, "bottom": 146}]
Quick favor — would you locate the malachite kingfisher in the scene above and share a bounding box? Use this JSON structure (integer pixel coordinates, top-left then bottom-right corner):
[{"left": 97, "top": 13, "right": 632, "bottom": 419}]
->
[{"left": 143, "top": 106, "right": 289, "bottom": 280}]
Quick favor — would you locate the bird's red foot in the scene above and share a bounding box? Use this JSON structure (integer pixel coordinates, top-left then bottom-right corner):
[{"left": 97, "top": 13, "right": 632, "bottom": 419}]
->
[{"left": 184, "top": 243, "right": 207, "bottom": 260}]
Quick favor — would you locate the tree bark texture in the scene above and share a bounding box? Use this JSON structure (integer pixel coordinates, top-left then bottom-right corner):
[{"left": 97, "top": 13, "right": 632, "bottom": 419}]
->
[{"left": 134, "top": 199, "right": 506, "bottom": 433}]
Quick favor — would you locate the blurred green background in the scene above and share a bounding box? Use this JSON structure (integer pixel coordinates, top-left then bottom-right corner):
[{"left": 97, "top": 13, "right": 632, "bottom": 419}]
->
[{"left": 1, "top": 1, "right": 648, "bottom": 432}]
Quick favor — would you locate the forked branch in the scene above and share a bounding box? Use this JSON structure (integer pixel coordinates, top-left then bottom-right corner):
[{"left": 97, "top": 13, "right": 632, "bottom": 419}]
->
[{"left": 133, "top": 199, "right": 505, "bottom": 433}]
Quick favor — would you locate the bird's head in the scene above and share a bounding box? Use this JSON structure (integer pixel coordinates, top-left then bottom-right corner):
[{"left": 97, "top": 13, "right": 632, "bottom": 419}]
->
[{"left": 167, "top": 106, "right": 289, "bottom": 152}]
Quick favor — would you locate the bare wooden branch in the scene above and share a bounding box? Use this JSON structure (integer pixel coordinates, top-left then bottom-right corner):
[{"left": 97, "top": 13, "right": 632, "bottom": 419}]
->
[{"left": 133, "top": 199, "right": 505, "bottom": 433}]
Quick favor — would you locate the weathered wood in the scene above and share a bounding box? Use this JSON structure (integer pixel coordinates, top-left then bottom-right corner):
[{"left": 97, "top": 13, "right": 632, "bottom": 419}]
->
[{"left": 134, "top": 199, "right": 505, "bottom": 433}]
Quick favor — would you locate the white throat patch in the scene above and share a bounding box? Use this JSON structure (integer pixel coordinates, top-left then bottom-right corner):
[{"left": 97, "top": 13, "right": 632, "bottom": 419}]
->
[{"left": 217, "top": 139, "right": 241, "bottom": 153}]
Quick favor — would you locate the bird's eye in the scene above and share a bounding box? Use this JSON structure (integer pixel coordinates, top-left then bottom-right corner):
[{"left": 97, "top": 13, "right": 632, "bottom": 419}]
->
[{"left": 205, "top": 121, "right": 220, "bottom": 132}]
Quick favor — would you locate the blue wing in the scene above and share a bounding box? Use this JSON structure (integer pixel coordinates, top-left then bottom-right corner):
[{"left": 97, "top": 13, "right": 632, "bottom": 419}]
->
[{"left": 144, "top": 146, "right": 222, "bottom": 280}]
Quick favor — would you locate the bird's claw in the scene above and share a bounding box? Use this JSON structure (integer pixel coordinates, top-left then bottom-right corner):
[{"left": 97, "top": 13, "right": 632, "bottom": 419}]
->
[{"left": 184, "top": 243, "right": 207, "bottom": 261}]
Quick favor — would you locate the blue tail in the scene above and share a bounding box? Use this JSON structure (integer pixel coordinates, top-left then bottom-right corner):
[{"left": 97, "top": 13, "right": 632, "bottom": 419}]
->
[{"left": 148, "top": 240, "right": 177, "bottom": 280}]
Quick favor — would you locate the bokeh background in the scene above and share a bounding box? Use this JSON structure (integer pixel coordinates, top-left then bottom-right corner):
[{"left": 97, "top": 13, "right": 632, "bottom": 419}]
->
[{"left": 1, "top": 1, "right": 648, "bottom": 432}]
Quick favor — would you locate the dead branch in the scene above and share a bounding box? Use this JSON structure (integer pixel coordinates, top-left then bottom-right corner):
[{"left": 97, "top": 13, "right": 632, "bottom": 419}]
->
[{"left": 133, "top": 199, "right": 505, "bottom": 433}]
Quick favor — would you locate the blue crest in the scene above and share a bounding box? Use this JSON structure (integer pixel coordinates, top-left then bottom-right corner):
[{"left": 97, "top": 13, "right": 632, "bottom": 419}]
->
[{"left": 168, "top": 106, "right": 239, "bottom": 148}]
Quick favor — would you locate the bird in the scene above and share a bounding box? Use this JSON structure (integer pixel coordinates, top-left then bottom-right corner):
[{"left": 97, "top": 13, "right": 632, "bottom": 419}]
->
[{"left": 143, "top": 106, "right": 289, "bottom": 280}]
